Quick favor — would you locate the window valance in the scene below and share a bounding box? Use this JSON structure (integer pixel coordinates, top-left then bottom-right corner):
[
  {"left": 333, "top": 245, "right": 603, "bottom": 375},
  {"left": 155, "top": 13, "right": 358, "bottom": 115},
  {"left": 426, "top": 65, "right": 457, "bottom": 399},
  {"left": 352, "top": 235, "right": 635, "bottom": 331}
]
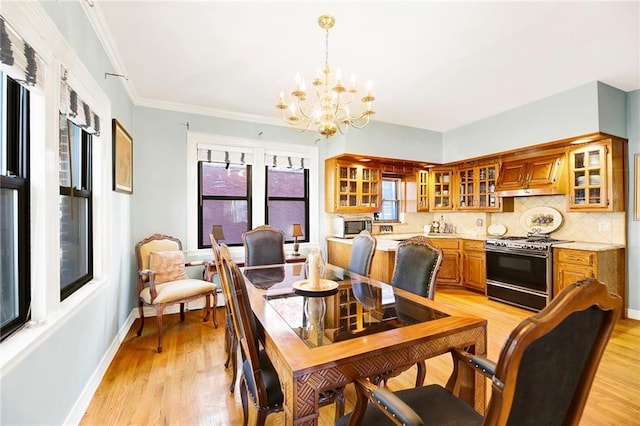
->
[
  {"left": 0, "top": 15, "right": 44, "bottom": 88},
  {"left": 265, "top": 153, "right": 309, "bottom": 169},
  {"left": 197, "top": 146, "right": 253, "bottom": 165},
  {"left": 60, "top": 67, "right": 101, "bottom": 136}
]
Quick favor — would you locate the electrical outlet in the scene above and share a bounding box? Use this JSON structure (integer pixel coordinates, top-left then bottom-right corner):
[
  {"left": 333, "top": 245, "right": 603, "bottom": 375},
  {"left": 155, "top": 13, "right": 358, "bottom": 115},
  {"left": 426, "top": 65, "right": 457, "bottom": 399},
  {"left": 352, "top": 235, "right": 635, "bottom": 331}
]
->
[
  {"left": 598, "top": 222, "right": 611, "bottom": 232},
  {"left": 476, "top": 218, "right": 483, "bottom": 226}
]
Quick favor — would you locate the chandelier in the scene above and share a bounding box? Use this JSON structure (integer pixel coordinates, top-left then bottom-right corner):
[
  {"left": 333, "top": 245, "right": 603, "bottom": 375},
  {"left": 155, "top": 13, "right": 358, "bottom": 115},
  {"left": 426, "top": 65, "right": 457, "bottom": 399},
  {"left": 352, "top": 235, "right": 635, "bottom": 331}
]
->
[{"left": 276, "top": 14, "right": 375, "bottom": 138}]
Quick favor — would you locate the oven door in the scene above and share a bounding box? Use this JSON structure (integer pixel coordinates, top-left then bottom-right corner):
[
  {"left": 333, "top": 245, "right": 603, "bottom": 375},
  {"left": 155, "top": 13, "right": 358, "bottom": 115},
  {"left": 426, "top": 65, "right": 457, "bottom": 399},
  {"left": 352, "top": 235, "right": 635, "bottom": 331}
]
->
[{"left": 485, "top": 248, "right": 549, "bottom": 293}]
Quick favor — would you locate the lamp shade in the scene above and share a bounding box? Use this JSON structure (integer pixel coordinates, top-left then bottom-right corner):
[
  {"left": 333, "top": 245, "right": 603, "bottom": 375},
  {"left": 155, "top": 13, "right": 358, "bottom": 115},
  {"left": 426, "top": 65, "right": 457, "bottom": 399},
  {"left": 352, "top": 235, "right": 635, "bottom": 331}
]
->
[
  {"left": 211, "top": 225, "right": 225, "bottom": 241},
  {"left": 291, "top": 223, "right": 304, "bottom": 238}
]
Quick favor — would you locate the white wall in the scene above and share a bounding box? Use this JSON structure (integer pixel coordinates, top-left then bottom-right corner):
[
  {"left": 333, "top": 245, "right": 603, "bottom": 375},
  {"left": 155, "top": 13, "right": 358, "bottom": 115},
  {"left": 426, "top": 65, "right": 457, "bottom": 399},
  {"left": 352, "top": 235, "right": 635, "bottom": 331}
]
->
[{"left": 626, "top": 89, "right": 639, "bottom": 317}]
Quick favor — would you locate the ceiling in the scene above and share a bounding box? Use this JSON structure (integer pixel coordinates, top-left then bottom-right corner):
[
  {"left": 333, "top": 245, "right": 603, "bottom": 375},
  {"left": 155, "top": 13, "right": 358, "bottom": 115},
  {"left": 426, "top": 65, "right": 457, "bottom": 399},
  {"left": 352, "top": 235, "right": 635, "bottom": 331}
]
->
[{"left": 89, "top": 1, "right": 639, "bottom": 133}]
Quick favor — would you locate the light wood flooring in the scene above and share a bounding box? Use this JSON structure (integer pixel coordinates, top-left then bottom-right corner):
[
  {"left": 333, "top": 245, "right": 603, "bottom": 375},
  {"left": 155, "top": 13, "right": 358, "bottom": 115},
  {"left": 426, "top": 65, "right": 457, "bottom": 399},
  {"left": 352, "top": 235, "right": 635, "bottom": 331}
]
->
[{"left": 81, "top": 289, "right": 640, "bottom": 425}]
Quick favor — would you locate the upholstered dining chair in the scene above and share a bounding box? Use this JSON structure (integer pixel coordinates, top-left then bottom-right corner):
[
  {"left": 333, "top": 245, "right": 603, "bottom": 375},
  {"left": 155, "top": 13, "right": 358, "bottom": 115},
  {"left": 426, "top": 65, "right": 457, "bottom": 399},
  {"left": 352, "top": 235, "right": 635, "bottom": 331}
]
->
[
  {"left": 337, "top": 277, "right": 622, "bottom": 426},
  {"left": 374, "top": 235, "right": 443, "bottom": 386},
  {"left": 242, "top": 225, "right": 286, "bottom": 267},
  {"left": 217, "top": 246, "right": 345, "bottom": 425},
  {"left": 348, "top": 230, "right": 377, "bottom": 277},
  {"left": 135, "top": 233, "right": 218, "bottom": 353}
]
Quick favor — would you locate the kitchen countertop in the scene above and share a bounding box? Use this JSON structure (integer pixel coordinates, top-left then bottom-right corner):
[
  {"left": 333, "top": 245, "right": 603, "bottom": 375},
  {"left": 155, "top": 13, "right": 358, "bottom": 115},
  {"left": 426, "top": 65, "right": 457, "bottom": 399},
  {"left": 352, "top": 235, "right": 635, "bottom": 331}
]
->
[{"left": 327, "top": 234, "right": 625, "bottom": 252}]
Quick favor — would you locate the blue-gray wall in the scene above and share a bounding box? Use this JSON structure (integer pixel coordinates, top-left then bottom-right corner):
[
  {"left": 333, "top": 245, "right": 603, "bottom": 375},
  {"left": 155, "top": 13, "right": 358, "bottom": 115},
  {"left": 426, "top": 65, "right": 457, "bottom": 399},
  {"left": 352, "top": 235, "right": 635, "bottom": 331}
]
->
[{"left": 626, "top": 89, "right": 639, "bottom": 312}]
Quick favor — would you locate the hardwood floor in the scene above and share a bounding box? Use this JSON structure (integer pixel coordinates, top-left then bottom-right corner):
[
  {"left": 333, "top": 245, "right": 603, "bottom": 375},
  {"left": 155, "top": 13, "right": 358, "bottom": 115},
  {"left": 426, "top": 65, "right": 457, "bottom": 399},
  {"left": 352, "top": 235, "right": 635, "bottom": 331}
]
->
[{"left": 80, "top": 289, "right": 639, "bottom": 425}]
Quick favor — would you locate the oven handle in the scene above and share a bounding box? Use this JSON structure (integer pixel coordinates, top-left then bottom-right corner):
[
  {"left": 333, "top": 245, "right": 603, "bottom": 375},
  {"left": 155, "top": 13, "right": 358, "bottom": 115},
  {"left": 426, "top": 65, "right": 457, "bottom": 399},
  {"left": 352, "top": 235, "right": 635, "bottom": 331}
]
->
[{"left": 484, "top": 246, "right": 549, "bottom": 258}]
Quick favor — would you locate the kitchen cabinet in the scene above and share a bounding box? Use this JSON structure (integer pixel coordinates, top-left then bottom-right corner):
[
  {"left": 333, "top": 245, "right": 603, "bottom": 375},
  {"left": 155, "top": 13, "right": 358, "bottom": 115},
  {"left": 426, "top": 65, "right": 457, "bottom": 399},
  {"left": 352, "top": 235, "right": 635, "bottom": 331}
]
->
[
  {"left": 326, "top": 239, "right": 395, "bottom": 284},
  {"left": 462, "top": 240, "right": 485, "bottom": 292},
  {"left": 495, "top": 154, "right": 565, "bottom": 197},
  {"left": 417, "top": 170, "right": 429, "bottom": 212},
  {"left": 325, "top": 158, "right": 380, "bottom": 213},
  {"left": 429, "top": 168, "right": 455, "bottom": 211},
  {"left": 428, "top": 238, "right": 461, "bottom": 287},
  {"left": 457, "top": 163, "right": 512, "bottom": 211},
  {"left": 567, "top": 138, "right": 626, "bottom": 211},
  {"left": 553, "top": 247, "right": 625, "bottom": 315}
]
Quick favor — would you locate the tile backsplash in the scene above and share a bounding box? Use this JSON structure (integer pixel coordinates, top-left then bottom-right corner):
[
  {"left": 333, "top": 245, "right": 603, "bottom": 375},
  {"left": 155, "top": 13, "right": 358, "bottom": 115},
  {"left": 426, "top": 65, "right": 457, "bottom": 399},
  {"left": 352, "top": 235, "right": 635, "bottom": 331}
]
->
[{"left": 400, "top": 195, "right": 626, "bottom": 245}]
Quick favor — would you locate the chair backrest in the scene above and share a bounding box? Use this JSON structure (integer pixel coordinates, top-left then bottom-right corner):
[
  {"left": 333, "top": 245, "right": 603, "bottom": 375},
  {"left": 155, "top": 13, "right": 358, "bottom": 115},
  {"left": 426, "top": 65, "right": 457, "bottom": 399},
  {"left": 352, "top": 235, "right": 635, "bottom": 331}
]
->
[
  {"left": 390, "top": 236, "right": 443, "bottom": 299},
  {"left": 484, "top": 277, "right": 622, "bottom": 426},
  {"left": 219, "top": 248, "right": 269, "bottom": 407},
  {"left": 135, "top": 233, "right": 182, "bottom": 288},
  {"left": 348, "top": 230, "right": 377, "bottom": 276},
  {"left": 242, "top": 225, "right": 286, "bottom": 266}
]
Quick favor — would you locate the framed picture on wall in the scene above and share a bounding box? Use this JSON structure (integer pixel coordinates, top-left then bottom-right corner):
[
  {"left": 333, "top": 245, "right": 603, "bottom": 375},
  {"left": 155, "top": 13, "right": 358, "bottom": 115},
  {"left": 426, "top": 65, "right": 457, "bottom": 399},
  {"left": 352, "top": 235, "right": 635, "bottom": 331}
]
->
[{"left": 112, "top": 119, "right": 133, "bottom": 194}]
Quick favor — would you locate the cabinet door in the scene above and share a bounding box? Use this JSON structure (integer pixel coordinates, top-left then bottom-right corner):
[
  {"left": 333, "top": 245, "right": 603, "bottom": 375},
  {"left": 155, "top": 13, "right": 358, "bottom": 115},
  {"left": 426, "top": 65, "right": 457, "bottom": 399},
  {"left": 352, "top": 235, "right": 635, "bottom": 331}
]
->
[
  {"left": 463, "top": 250, "right": 486, "bottom": 292},
  {"left": 496, "top": 161, "right": 527, "bottom": 189},
  {"left": 438, "top": 249, "right": 461, "bottom": 286},
  {"left": 360, "top": 166, "right": 380, "bottom": 210},
  {"left": 457, "top": 167, "right": 474, "bottom": 209},
  {"left": 336, "top": 163, "right": 359, "bottom": 210},
  {"left": 555, "top": 264, "right": 595, "bottom": 297},
  {"left": 526, "top": 156, "right": 560, "bottom": 188},
  {"left": 477, "top": 164, "right": 498, "bottom": 209},
  {"left": 417, "top": 170, "right": 429, "bottom": 212},
  {"left": 568, "top": 144, "right": 608, "bottom": 209},
  {"left": 430, "top": 169, "right": 455, "bottom": 210}
]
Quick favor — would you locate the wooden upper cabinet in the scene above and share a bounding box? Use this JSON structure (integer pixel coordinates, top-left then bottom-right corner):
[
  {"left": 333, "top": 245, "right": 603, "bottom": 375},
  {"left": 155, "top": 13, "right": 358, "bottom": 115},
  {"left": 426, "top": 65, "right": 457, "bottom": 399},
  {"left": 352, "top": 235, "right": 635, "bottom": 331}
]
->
[
  {"left": 567, "top": 138, "right": 625, "bottom": 212},
  {"left": 325, "top": 158, "right": 380, "bottom": 213},
  {"left": 457, "top": 164, "right": 503, "bottom": 211},
  {"left": 417, "top": 170, "right": 429, "bottom": 212},
  {"left": 429, "top": 168, "right": 455, "bottom": 211},
  {"left": 495, "top": 154, "right": 565, "bottom": 197}
]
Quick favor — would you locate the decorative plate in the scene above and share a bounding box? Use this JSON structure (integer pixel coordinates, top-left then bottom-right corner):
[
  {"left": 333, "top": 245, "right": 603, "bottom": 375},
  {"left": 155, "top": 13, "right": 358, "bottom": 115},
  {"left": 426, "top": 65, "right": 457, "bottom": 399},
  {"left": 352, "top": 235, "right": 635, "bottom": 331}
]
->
[
  {"left": 520, "top": 206, "right": 563, "bottom": 234},
  {"left": 487, "top": 223, "right": 507, "bottom": 236},
  {"left": 292, "top": 279, "right": 339, "bottom": 297}
]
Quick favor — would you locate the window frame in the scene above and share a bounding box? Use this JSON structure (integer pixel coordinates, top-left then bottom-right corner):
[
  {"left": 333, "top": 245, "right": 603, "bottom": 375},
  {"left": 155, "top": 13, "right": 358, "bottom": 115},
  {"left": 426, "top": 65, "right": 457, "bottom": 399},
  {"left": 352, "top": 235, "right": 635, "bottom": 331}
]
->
[
  {"left": 265, "top": 166, "right": 310, "bottom": 244},
  {"left": 198, "top": 161, "right": 253, "bottom": 248},
  {"left": 0, "top": 74, "right": 31, "bottom": 342},
  {"left": 58, "top": 116, "right": 94, "bottom": 300},
  {"left": 380, "top": 177, "right": 401, "bottom": 222}
]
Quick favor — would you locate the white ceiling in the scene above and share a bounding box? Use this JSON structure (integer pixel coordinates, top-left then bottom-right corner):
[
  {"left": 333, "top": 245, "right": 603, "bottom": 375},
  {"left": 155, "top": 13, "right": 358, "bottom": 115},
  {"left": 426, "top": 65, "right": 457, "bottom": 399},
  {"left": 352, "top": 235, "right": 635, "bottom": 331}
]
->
[{"left": 90, "top": 1, "right": 639, "bottom": 133}]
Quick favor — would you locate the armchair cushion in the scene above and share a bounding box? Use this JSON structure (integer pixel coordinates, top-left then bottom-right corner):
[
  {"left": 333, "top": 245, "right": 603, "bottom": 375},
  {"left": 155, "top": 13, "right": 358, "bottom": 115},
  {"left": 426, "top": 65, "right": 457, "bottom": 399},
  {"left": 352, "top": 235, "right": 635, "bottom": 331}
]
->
[
  {"left": 139, "top": 278, "right": 216, "bottom": 304},
  {"left": 149, "top": 250, "right": 187, "bottom": 284}
]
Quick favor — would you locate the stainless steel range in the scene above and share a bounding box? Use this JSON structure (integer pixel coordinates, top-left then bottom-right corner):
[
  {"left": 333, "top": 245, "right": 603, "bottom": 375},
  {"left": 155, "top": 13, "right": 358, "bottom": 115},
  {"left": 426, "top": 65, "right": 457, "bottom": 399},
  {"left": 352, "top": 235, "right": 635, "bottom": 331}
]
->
[{"left": 485, "top": 233, "right": 570, "bottom": 311}]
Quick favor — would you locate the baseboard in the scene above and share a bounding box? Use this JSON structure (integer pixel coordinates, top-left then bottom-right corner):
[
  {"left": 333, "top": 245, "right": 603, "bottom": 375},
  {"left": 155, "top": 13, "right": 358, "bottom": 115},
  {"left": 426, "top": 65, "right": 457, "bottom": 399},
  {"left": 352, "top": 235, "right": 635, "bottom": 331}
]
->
[
  {"left": 627, "top": 307, "right": 640, "bottom": 320},
  {"left": 63, "top": 310, "right": 137, "bottom": 425}
]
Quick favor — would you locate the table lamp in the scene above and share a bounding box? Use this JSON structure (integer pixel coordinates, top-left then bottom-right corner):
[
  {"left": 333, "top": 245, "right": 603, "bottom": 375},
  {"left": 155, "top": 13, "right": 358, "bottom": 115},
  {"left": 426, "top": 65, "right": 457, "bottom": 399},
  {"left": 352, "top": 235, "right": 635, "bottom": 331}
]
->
[
  {"left": 291, "top": 223, "right": 304, "bottom": 256},
  {"left": 211, "top": 225, "right": 225, "bottom": 243}
]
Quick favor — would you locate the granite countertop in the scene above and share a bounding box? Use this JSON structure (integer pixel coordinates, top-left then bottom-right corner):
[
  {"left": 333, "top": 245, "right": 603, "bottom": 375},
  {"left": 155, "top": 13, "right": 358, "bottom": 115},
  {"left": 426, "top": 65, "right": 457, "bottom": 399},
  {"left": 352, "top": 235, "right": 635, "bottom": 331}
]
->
[{"left": 327, "top": 234, "right": 624, "bottom": 252}]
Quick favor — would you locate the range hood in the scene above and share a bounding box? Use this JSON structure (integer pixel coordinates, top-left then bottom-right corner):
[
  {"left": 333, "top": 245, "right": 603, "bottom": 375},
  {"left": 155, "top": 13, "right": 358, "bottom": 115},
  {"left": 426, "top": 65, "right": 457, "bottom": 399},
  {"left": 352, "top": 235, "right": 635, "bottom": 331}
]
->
[{"left": 494, "top": 154, "right": 566, "bottom": 197}]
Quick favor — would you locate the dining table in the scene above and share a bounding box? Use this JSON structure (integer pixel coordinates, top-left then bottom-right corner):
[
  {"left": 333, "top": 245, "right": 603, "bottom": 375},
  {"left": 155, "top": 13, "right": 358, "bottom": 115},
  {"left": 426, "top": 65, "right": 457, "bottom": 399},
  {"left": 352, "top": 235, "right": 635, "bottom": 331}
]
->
[{"left": 241, "top": 261, "right": 487, "bottom": 426}]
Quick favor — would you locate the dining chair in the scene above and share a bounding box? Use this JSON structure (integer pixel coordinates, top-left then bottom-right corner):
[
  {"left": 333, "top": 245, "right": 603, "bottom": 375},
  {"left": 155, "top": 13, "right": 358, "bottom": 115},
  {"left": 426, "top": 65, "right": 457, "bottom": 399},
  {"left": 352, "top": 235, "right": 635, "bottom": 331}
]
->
[
  {"left": 348, "top": 230, "right": 377, "bottom": 276},
  {"left": 135, "top": 233, "right": 218, "bottom": 353},
  {"left": 338, "top": 277, "right": 622, "bottom": 426},
  {"left": 242, "top": 225, "right": 286, "bottom": 267},
  {"left": 374, "top": 235, "right": 443, "bottom": 386},
  {"left": 210, "top": 235, "right": 238, "bottom": 393},
  {"left": 217, "top": 246, "right": 345, "bottom": 425}
]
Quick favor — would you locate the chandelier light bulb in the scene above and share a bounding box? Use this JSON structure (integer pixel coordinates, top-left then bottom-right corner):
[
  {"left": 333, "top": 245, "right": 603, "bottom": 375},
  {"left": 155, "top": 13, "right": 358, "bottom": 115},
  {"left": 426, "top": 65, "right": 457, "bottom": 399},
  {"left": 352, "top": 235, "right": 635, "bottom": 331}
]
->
[{"left": 275, "top": 14, "right": 375, "bottom": 138}]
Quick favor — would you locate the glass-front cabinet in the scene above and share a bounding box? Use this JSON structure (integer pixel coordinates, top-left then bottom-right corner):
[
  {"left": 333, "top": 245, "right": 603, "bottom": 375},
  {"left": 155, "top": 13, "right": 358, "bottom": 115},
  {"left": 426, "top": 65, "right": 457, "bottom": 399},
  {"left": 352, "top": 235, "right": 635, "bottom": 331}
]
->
[
  {"left": 325, "top": 158, "right": 381, "bottom": 213},
  {"left": 567, "top": 138, "right": 625, "bottom": 212},
  {"left": 458, "top": 164, "right": 500, "bottom": 211},
  {"left": 429, "top": 168, "right": 455, "bottom": 210},
  {"left": 417, "top": 170, "right": 429, "bottom": 212}
]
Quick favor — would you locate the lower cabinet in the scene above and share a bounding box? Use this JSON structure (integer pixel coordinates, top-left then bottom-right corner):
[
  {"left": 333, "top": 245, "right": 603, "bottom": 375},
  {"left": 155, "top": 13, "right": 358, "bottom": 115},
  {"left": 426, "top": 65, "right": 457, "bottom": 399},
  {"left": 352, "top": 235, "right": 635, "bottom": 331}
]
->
[
  {"left": 326, "top": 239, "right": 395, "bottom": 284},
  {"left": 462, "top": 240, "right": 486, "bottom": 293},
  {"left": 428, "top": 238, "right": 462, "bottom": 288},
  {"left": 553, "top": 247, "right": 625, "bottom": 315}
]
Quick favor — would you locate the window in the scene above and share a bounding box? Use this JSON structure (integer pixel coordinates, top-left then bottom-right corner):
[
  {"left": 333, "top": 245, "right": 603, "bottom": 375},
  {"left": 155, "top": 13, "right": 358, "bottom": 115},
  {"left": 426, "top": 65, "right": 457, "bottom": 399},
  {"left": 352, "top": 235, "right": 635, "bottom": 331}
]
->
[
  {"left": 59, "top": 115, "right": 93, "bottom": 300},
  {"left": 1, "top": 73, "right": 31, "bottom": 341},
  {"left": 266, "top": 166, "right": 309, "bottom": 243},
  {"left": 379, "top": 178, "right": 400, "bottom": 221},
  {"left": 199, "top": 162, "right": 252, "bottom": 247}
]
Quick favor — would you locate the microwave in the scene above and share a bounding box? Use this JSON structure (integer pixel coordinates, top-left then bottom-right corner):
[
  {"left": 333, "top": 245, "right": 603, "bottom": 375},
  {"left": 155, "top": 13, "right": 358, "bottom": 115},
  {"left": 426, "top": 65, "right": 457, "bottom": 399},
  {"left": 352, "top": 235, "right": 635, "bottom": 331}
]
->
[{"left": 332, "top": 217, "right": 372, "bottom": 238}]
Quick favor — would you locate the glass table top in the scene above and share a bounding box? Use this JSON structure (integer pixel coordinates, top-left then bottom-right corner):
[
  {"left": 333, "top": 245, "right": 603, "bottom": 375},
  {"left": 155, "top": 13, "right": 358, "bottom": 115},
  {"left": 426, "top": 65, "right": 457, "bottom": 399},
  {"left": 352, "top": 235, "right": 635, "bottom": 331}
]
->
[{"left": 248, "top": 264, "right": 449, "bottom": 348}]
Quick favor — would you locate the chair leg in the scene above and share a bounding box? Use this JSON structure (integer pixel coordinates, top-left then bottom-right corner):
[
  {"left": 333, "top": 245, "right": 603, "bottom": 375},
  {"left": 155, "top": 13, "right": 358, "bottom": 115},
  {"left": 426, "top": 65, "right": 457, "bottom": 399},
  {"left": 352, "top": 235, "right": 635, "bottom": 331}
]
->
[
  {"left": 240, "top": 375, "right": 249, "bottom": 426},
  {"left": 136, "top": 300, "right": 145, "bottom": 336},
  {"left": 203, "top": 294, "right": 211, "bottom": 323},
  {"left": 334, "top": 391, "right": 345, "bottom": 422},
  {"left": 415, "top": 360, "right": 426, "bottom": 387},
  {"left": 229, "top": 336, "right": 238, "bottom": 393},
  {"left": 156, "top": 306, "right": 165, "bottom": 353},
  {"left": 211, "top": 291, "right": 219, "bottom": 328},
  {"left": 179, "top": 303, "right": 185, "bottom": 322}
]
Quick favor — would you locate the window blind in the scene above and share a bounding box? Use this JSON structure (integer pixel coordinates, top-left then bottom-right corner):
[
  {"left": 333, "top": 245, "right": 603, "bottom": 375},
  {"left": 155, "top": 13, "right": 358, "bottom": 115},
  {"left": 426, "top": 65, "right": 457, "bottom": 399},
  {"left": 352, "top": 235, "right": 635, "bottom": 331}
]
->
[
  {"left": 197, "top": 146, "right": 253, "bottom": 165},
  {"left": 266, "top": 153, "right": 309, "bottom": 169},
  {"left": 60, "top": 67, "right": 101, "bottom": 136},
  {"left": 0, "top": 15, "right": 44, "bottom": 88}
]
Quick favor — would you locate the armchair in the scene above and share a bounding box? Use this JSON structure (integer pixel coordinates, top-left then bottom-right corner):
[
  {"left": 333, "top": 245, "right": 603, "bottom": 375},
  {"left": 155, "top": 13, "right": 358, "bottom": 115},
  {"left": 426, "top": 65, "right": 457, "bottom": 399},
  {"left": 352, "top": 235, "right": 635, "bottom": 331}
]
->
[
  {"left": 135, "top": 233, "right": 218, "bottom": 353},
  {"left": 339, "top": 277, "right": 622, "bottom": 426}
]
